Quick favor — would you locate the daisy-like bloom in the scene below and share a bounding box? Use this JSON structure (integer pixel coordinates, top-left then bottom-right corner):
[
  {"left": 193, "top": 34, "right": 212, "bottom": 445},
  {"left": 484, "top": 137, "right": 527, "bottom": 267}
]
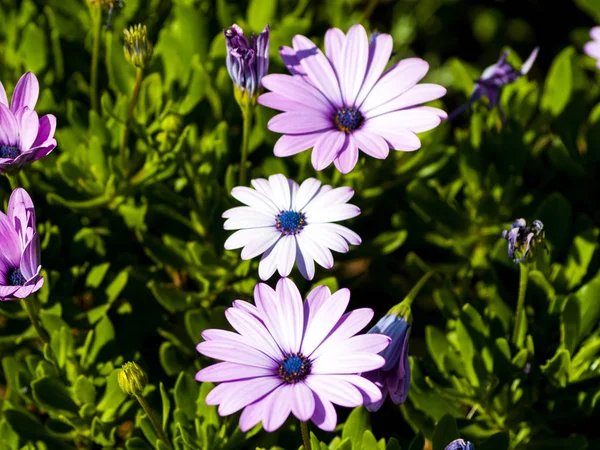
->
[
  {"left": 0, "top": 188, "right": 44, "bottom": 301},
  {"left": 196, "top": 278, "right": 390, "bottom": 432},
  {"left": 584, "top": 27, "right": 600, "bottom": 68},
  {"left": 445, "top": 439, "right": 475, "bottom": 450},
  {"left": 449, "top": 47, "right": 539, "bottom": 121},
  {"left": 258, "top": 24, "right": 447, "bottom": 174},
  {"left": 225, "top": 24, "right": 270, "bottom": 99},
  {"left": 223, "top": 174, "right": 361, "bottom": 280},
  {"left": 0, "top": 72, "right": 57, "bottom": 174},
  {"left": 362, "top": 312, "right": 410, "bottom": 412},
  {"left": 501, "top": 218, "right": 545, "bottom": 264}
]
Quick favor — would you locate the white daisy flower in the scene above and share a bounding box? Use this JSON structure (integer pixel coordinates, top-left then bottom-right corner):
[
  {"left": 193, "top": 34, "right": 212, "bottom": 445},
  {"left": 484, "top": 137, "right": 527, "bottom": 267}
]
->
[{"left": 223, "top": 174, "right": 361, "bottom": 280}]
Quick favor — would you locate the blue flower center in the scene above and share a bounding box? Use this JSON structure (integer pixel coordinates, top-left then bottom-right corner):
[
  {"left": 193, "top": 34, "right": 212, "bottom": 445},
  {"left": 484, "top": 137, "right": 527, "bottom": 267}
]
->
[
  {"left": 8, "top": 268, "right": 26, "bottom": 286},
  {"left": 334, "top": 107, "right": 364, "bottom": 132},
  {"left": 276, "top": 210, "right": 306, "bottom": 235},
  {"left": 0, "top": 144, "right": 20, "bottom": 159},
  {"left": 277, "top": 353, "right": 311, "bottom": 384}
]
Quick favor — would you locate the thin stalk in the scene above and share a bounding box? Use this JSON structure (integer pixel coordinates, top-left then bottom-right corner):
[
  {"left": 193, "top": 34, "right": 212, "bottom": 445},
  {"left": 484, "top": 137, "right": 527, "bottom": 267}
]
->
[
  {"left": 512, "top": 263, "right": 529, "bottom": 346},
  {"left": 6, "top": 173, "right": 19, "bottom": 190},
  {"left": 135, "top": 394, "right": 172, "bottom": 450},
  {"left": 403, "top": 271, "right": 433, "bottom": 307},
  {"left": 21, "top": 297, "right": 49, "bottom": 344},
  {"left": 121, "top": 67, "right": 144, "bottom": 172},
  {"left": 300, "top": 420, "right": 311, "bottom": 450},
  {"left": 90, "top": 4, "right": 102, "bottom": 112},
  {"left": 239, "top": 105, "right": 253, "bottom": 186}
]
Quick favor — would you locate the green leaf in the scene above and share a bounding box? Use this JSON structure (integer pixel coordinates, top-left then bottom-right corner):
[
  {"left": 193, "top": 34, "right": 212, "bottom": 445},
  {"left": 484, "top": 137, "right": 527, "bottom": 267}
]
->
[
  {"left": 536, "top": 192, "right": 572, "bottom": 255},
  {"left": 19, "top": 23, "right": 48, "bottom": 73},
  {"left": 160, "top": 383, "right": 171, "bottom": 432},
  {"left": 373, "top": 230, "right": 408, "bottom": 255},
  {"left": 342, "top": 407, "right": 369, "bottom": 449},
  {"left": 174, "top": 372, "right": 199, "bottom": 421},
  {"left": 97, "top": 370, "right": 128, "bottom": 421},
  {"left": 541, "top": 47, "right": 574, "bottom": 117},
  {"left": 86, "top": 263, "right": 110, "bottom": 288},
  {"left": 148, "top": 280, "right": 189, "bottom": 313},
  {"left": 4, "top": 408, "right": 49, "bottom": 441},
  {"left": 74, "top": 375, "right": 97, "bottom": 405},
  {"left": 91, "top": 417, "right": 116, "bottom": 446},
  {"left": 247, "top": 0, "right": 277, "bottom": 31},
  {"left": 126, "top": 437, "right": 153, "bottom": 450},
  {"left": 408, "top": 434, "right": 425, "bottom": 450},
  {"left": 86, "top": 315, "right": 115, "bottom": 366},
  {"left": 431, "top": 414, "right": 459, "bottom": 450},
  {"left": 31, "top": 376, "right": 79, "bottom": 413},
  {"left": 361, "top": 430, "right": 379, "bottom": 450},
  {"left": 540, "top": 349, "right": 571, "bottom": 387},
  {"left": 386, "top": 437, "right": 402, "bottom": 450},
  {"left": 561, "top": 226, "right": 599, "bottom": 290}
]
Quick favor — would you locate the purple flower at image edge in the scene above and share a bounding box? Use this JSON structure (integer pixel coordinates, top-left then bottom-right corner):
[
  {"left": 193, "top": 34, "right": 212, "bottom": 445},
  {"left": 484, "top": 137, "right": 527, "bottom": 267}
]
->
[
  {"left": 258, "top": 24, "right": 447, "bottom": 174},
  {"left": 445, "top": 439, "right": 475, "bottom": 450},
  {"left": 223, "top": 174, "right": 361, "bottom": 281},
  {"left": 449, "top": 47, "right": 539, "bottom": 121},
  {"left": 196, "top": 278, "right": 390, "bottom": 432},
  {"left": 0, "top": 188, "right": 43, "bottom": 301},
  {"left": 225, "top": 24, "right": 270, "bottom": 98},
  {"left": 584, "top": 27, "right": 600, "bottom": 68},
  {"left": 362, "top": 313, "right": 410, "bottom": 411},
  {"left": 0, "top": 72, "right": 57, "bottom": 174}
]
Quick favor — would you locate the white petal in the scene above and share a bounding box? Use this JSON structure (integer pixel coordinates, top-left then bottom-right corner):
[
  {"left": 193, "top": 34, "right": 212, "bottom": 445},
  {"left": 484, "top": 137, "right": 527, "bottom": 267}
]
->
[
  {"left": 276, "top": 235, "right": 297, "bottom": 276},
  {"left": 240, "top": 229, "right": 281, "bottom": 259}
]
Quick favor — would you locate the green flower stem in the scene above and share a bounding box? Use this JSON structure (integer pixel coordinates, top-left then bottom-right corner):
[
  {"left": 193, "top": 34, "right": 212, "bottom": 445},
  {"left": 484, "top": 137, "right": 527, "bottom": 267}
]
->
[
  {"left": 300, "top": 420, "right": 311, "bottom": 450},
  {"left": 90, "top": 4, "right": 102, "bottom": 112},
  {"left": 21, "top": 297, "right": 49, "bottom": 345},
  {"left": 121, "top": 67, "right": 144, "bottom": 173},
  {"left": 6, "top": 173, "right": 19, "bottom": 190},
  {"left": 135, "top": 393, "right": 172, "bottom": 450},
  {"left": 239, "top": 104, "right": 253, "bottom": 186},
  {"left": 512, "top": 263, "right": 529, "bottom": 346},
  {"left": 403, "top": 271, "right": 433, "bottom": 308}
]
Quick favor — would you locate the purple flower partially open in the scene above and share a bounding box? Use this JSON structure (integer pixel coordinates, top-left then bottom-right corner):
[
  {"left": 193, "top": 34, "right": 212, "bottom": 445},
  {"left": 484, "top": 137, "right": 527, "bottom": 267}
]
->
[
  {"left": 258, "top": 24, "right": 447, "bottom": 174},
  {"left": 362, "top": 313, "right": 410, "bottom": 411},
  {"left": 501, "top": 218, "right": 545, "bottom": 264},
  {"left": 449, "top": 47, "right": 539, "bottom": 121},
  {"left": 196, "top": 278, "right": 390, "bottom": 432},
  {"left": 0, "top": 72, "right": 57, "bottom": 174},
  {"left": 445, "top": 439, "right": 475, "bottom": 450},
  {"left": 584, "top": 27, "right": 600, "bottom": 68},
  {"left": 0, "top": 188, "right": 43, "bottom": 301},
  {"left": 224, "top": 24, "right": 270, "bottom": 98}
]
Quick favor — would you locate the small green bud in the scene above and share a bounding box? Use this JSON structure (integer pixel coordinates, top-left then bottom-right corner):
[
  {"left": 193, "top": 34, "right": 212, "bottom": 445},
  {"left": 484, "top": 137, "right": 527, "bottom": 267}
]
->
[
  {"left": 160, "top": 114, "right": 183, "bottom": 134},
  {"left": 123, "top": 24, "right": 153, "bottom": 69},
  {"left": 118, "top": 361, "right": 147, "bottom": 396}
]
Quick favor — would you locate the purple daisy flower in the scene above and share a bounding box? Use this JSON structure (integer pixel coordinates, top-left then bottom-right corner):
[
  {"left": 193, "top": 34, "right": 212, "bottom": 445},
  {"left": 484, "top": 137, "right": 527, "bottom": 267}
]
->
[
  {"left": 584, "top": 27, "right": 600, "bottom": 68},
  {"left": 449, "top": 47, "right": 539, "bottom": 121},
  {"left": 0, "top": 72, "right": 57, "bottom": 174},
  {"left": 362, "top": 313, "right": 410, "bottom": 412},
  {"left": 223, "top": 174, "right": 361, "bottom": 280},
  {"left": 0, "top": 188, "right": 43, "bottom": 301},
  {"left": 258, "top": 24, "right": 447, "bottom": 174},
  {"left": 196, "top": 278, "right": 390, "bottom": 432}
]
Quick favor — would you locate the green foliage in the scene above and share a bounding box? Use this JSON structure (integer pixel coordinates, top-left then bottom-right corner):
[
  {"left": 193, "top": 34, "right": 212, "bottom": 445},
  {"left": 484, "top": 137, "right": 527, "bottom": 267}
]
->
[{"left": 0, "top": 0, "right": 599, "bottom": 450}]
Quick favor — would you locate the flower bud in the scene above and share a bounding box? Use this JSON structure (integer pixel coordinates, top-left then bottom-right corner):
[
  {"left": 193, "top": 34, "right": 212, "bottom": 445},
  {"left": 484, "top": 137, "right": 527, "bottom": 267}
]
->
[
  {"left": 445, "top": 439, "right": 475, "bottom": 450},
  {"left": 118, "top": 362, "right": 147, "bottom": 396},
  {"left": 501, "top": 218, "right": 545, "bottom": 264},
  {"left": 89, "top": 0, "right": 123, "bottom": 29},
  {"left": 123, "top": 24, "right": 154, "bottom": 69}
]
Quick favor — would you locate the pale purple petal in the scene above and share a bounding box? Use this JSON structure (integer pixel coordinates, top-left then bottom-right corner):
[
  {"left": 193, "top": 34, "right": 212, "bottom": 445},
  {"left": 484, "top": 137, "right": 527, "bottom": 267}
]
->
[
  {"left": 262, "top": 385, "right": 294, "bottom": 432},
  {"left": 324, "top": 28, "right": 345, "bottom": 74},
  {"left": 365, "top": 84, "right": 447, "bottom": 118},
  {"left": 0, "top": 103, "right": 19, "bottom": 146},
  {"left": 364, "top": 120, "right": 421, "bottom": 151},
  {"left": 311, "top": 130, "right": 346, "bottom": 171},
  {"left": 333, "top": 134, "right": 359, "bottom": 174},
  {"left": 340, "top": 24, "right": 369, "bottom": 106},
  {"left": 304, "top": 186, "right": 354, "bottom": 212},
  {"left": 268, "top": 174, "right": 292, "bottom": 211},
  {"left": 355, "top": 33, "right": 394, "bottom": 107},
  {"left": 260, "top": 74, "right": 333, "bottom": 112},
  {"left": 304, "top": 285, "right": 331, "bottom": 329},
  {"left": 295, "top": 232, "right": 333, "bottom": 269},
  {"left": 345, "top": 374, "right": 384, "bottom": 405},
  {"left": 0, "top": 82, "right": 7, "bottom": 107},
  {"left": 292, "top": 35, "right": 343, "bottom": 107},
  {"left": 360, "top": 58, "right": 430, "bottom": 113},
  {"left": 240, "top": 228, "right": 281, "bottom": 259},
  {"left": 196, "top": 362, "right": 276, "bottom": 382},
  {"left": 352, "top": 130, "right": 389, "bottom": 159},
  {"left": 239, "top": 398, "right": 268, "bottom": 432},
  {"left": 295, "top": 236, "right": 316, "bottom": 280},
  {"left": 18, "top": 108, "right": 39, "bottom": 152},
  {"left": 302, "top": 224, "right": 348, "bottom": 252},
  {"left": 301, "top": 288, "right": 351, "bottom": 356},
  {"left": 275, "top": 277, "right": 304, "bottom": 352},
  {"left": 591, "top": 26, "right": 600, "bottom": 41},
  {"left": 316, "top": 223, "right": 362, "bottom": 245},
  {"left": 0, "top": 212, "right": 22, "bottom": 272},
  {"left": 20, "top": 236, "right": 40, "bottom": 280},
  {"left": 258, "top": 245, "right": 279, "bottom": 281},
  {"left": 291, "top": 382, "right": 316, "bottom": 421},
  {"left": 294, "top": 178, "right": 322, "bottom": 211},
  {"left": 224, "top": 228, "right": 269, "bottom": 250},
  {"left": 223, "top": 207, "right": 275, "bottom": 230},
  {"left": 273, "top": 132, "right": 322, "bottom": 157},
  {"left": 280, "top": 45, "right": 308, "bottom": 78},
  {"left": 275, "top": 235, "right": 296, "bottom": 277},
  {"left": 196, "top": 340, "right": 277, "bottom": 369},
  {"left": 254, "top": 283, "right": 294, "bottom": 354},
  {"left": 311, "top": 352, "right": 386, "bottom": 374},
  {"left": 225, "top": 307, "right": 283, "bottom": 360},
  {"left": 311, "top": 308, "right": 375, "bottom": 351},
  {"left": 231, "top": 186, "right": 280, "bottom": 216},
  {"left": 268, "top": 111, "right": 333, "bottom": 134},
  {"left": 11, "top": 278, "right": 43, "bottom": 299},
  {"left": 310, "top": 392, "right": 337, "bottom": 431},
  {"left": 32, "top": 114, "right": 57, "bottom": 148},
  {"left": 367, "top": 107, "right": 442, "bottom": 133},
  {"left": 206, "top": 377, "right": 282, "bottom": 415},
  {"left": 305, "top": 204, "right": 361, "bottom": 223},
  {"left": 584, "top": 41, "right": 600, "bottom": 59},
  {"left": 10, "top": 72, "right": 39, "bottom": 113},
  {"left": 304, "top": 375, "right": 363, "bottom": 407}
]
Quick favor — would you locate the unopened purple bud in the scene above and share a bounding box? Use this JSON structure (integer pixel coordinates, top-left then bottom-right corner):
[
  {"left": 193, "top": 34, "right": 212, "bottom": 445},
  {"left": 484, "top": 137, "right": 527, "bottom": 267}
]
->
[
  {"left": 224, "top": 24, "right": 270, "bottom": 99},
  {"left": 501, "top": 218, "right": 545, "bottom": 263},
  {"left": 445, "top": 439, "right": 475, "bottom": 450}
]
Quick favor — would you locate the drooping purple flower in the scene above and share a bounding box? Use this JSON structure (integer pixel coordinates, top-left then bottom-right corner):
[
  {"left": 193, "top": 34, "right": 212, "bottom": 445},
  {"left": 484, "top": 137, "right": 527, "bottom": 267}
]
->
[
  {"left": 501, "top": 218, "right": 545, "bottom": 264},
  {"left": 223, "top": 174, "right": 361, "bottom": 281},
  {"left": 445, "top": 439, "right": 475, "bottom": 450},
  {"left": 0, "top": 72, "right": 57, "bottom": 174},
  {"left": 584, "top": 27, "right": 600, "bottom": 68},
  {"left": 449, "top": 47, "right": 539, "bottom": 121},
  {"left": 196, "top": 278, "right": 390, "bottom": 432},
  {"left": 224, "top": 24, "right": 270, "bottom": 98},
  {"left": 258, "top": 24, "right": 447, "bottom": 174},
  {"left": 0, "top": 188, "right": 43, "bottom": 301},
  {"left": 362, "top": 312, "right": 410, "bottom": 411}
]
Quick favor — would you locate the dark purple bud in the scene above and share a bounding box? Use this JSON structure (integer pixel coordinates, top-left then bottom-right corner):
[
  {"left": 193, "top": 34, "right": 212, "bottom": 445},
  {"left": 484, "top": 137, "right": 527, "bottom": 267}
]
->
[
  {"left": 445, "top": 439, "right": 475, "bottom": 450},
  {"left": 501, "top": 218, "right": 545, "bottom": 263}
]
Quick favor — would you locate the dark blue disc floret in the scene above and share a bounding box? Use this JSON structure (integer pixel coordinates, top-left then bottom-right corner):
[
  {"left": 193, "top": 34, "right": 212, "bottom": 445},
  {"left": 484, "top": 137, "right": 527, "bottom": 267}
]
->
[
  {"left": 276, "top": 210, "right": 306, "bottom": 235},
  {"left": 0, "top": 144, "right": 20, "bottom": 159},
  {"left": 277, "top": 353, "right": 311, "bottom": 384},
  {"left": 334, "top": 107, "right": 364, "bottom": 132},
  {"left": 8, "top": 268, "right": 26, "bottom": 286}
]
